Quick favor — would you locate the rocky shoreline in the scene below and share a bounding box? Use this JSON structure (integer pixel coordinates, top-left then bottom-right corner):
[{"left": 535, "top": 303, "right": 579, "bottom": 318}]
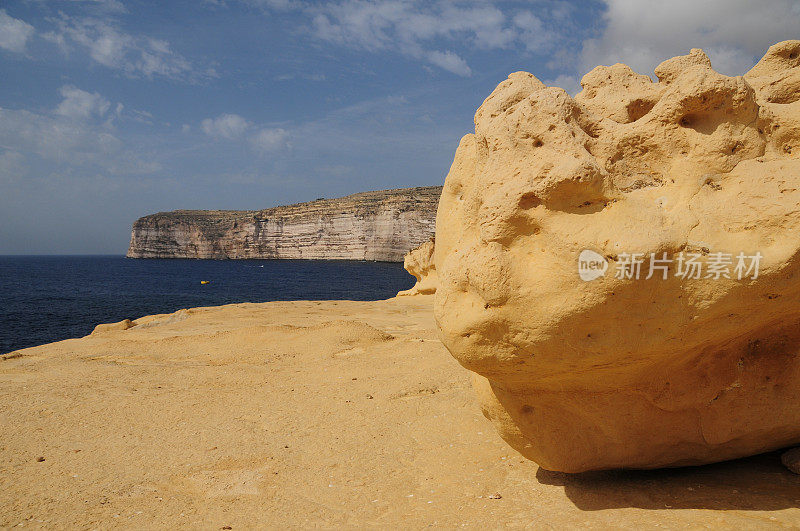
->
[{"left": 4, "top": 297, "right": 799, "bottom": 528}]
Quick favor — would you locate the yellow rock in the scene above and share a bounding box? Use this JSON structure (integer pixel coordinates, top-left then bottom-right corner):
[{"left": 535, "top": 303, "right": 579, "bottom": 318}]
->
[
  {"left": 434, "top": 41, "right": 800, "bottom": 472},
  {"left": 397, "top": 238, "right": 437, "bottom": 296},
  {"left": 91, "top": 319, "right": 134, "bottom": 335}
]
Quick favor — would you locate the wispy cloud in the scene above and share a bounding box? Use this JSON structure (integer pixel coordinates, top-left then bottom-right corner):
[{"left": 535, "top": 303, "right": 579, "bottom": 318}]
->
[
  {"left": 250, "top": 127, "right": 290, "bottom": 153},
  {"left": 42, "top": 12, "right": 205, "bottom": 81},
  {"left": 426, "top": 50, "right": 471, "bottom": 76},
  {"left": 251, "top": 0, "right": 573, "bottom": 77},
  {"left": 55, "top": 85, "right": 111, "bottom": 120},
  {"left": 0, "top": 149, "right": 27, "bottom": 185},
  {"left": 0, "top": 85, "right": 161, "bottom": 176},
  {"left": 201, "top": 113, "right": 251, "bottom": 139},
  {"left": 275, "top": 72, "right": 326, "bottom": 81},
  {"left": 60, "top": 0, "right": 129, "bottom": 15},
  {"left": 245, "top": 0, "right": 300, "bottom": 11},
  {"left": 201, "top": 113, "right": 290, "bottom": 153},
  {"left": 0, "top": 9, "right": 35, "bottom": 53}
]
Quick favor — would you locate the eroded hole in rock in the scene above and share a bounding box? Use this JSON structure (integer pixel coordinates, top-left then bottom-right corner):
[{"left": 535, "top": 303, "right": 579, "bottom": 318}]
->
[
  {"left": 626, "top": 99, "right": 656, "bottom": 122},
  {"left": 518, "top": 193, "right": 542, "bottom": 210},
  {"left": 547, "top": 199, "right": 609, "bottom": 215},
  {"left": 579, "top": 122, "right": 601, "bottom": 139},
  {"left": 678, "top": 112, "right": 721, "bottom": 135}
]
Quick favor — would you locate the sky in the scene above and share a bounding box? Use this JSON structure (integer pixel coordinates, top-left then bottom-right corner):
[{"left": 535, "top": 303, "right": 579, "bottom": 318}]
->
[{"left": 1, "top": 0, "right": 798, "bottom": 254}]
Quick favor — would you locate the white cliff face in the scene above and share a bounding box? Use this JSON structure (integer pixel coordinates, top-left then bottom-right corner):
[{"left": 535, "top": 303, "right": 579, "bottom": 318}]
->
[{"left": 127, "top": 186, "right": 441, "bottom": 262}]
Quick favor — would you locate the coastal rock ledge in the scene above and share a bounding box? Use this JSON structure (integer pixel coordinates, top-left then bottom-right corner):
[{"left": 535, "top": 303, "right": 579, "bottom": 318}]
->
[{"left": 127, "top": 186, "right": 441, "bottom": 261}]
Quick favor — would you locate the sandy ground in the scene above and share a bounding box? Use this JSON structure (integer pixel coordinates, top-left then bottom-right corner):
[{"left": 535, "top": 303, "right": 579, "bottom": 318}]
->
[{"left": 1, "top": 295, "right": 799, "bottom": 529}]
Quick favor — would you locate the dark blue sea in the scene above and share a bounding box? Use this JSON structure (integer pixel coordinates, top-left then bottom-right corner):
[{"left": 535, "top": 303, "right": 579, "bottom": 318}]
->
[{"left": 0, "top": 256, "right": 415, "bottom": 354}]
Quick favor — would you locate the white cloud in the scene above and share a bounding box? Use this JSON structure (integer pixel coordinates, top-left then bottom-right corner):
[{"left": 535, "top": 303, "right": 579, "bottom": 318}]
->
[
  {"left": 426, "top": 50, "right": 471, "bottom": 76},
  {"left": 301, "top": 1, "right": 570, "bottom": 77},
  {"left": 44, "top": 13, "right": 197, "bottom": 80},
  {"left": 0, "top": 105, "right": 160, "bottom": 175},
  {"left": 248, "top": 0, "right": 297, "bottom": 10},
  {"left": 201, "top": 114, "right": 291, "bottom": 153},
  {"left": 250, "top": 128, "right": 290, "bottom": 153},
  {"left": 0, "top": 150, "right": 27, "bottom": 184},
  {"left": 0, "top": 86, "right": 160, "bottom": 177},
  {"left": 80, "top": 0, "right": 128, "bottom": 14},
  {"left": 55, "top": 85, "right": 111, "bottom": 120},
  {"left": 201, "top": 113, "right": 251, "bottom": 139},
  {"left": 128, "top": 108, "right": 154, "bottom": 125},
  {"left": 0, "top": 9, "right": 35, "bottom": 53},
  {"left": 582, "top": 0, "right": 800, "bottom": 77},
  {"left": 514, "top": 10, "right": 559, "bottom": 53},
  {"left": 275, "top": 72, "right": 327, "bottom": 81}
]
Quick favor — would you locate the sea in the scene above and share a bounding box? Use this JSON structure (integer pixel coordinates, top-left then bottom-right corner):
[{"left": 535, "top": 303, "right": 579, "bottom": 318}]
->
[{"left": 0, "top": 256, "right": 416, "bottom": 354}]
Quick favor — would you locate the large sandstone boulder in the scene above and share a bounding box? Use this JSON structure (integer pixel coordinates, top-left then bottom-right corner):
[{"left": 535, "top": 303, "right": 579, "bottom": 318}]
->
[
  {"left": 434, "top": 42, "right": 800, "bottom": 472},
  {"left": 397, "top": 238, "right": 437, "bottom": 296}
]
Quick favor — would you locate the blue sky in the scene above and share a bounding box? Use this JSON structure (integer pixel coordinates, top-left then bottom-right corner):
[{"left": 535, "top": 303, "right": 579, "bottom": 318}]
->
[{"left": 1, "top": 0, "right": 798, "bottom": 254}]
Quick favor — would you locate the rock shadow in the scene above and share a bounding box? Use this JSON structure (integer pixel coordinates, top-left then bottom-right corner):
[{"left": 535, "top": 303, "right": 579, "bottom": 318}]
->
[{"left": 536, "top": 450, "right": 800, "bottom": 511}]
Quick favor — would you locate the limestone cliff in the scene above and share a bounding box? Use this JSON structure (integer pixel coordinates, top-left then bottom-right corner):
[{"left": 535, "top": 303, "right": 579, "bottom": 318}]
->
[{"left": 127, "top": 186, "right": 441, "bottom": 261}]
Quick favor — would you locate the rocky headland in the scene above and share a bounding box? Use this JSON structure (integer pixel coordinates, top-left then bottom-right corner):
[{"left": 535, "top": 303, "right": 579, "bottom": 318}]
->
[{"left": 127, "top": 186, "right": 441, "bottom": 261}]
